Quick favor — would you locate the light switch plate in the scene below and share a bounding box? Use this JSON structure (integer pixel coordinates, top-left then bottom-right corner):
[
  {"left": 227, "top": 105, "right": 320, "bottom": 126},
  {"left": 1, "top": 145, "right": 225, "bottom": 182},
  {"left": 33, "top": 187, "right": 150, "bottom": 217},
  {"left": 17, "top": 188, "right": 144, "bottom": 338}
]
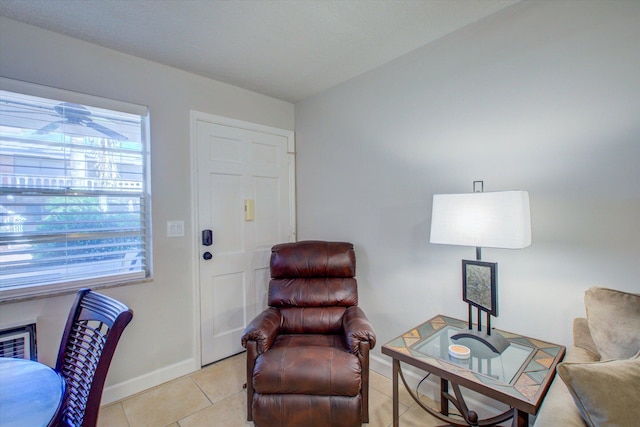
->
[{"left": 166, "top": 220, "right": 184, "bottom": 237}]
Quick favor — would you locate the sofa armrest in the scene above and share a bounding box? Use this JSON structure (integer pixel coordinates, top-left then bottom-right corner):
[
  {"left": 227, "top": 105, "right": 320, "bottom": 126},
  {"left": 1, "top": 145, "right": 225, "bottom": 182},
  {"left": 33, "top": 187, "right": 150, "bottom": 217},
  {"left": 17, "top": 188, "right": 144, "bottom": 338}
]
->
[
  {"left": 241, "top": 307, "right": 281, "bottom": 355},
  {"left": 343, "top": 306, "right": 376, "bottom": 355},
  {"left": 533, "top": 344, "right": 599, "bottom": 427},
  {"left": 573, "top": 317, "right": 600, "bottom": 359}
]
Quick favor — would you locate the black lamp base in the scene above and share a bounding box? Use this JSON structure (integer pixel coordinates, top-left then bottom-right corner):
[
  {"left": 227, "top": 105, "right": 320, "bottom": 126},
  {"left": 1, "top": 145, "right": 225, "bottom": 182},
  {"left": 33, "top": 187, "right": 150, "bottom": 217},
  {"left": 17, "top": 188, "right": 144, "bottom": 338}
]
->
[{"left": 451, "top": 329, "right": 509, "bottom": 354}]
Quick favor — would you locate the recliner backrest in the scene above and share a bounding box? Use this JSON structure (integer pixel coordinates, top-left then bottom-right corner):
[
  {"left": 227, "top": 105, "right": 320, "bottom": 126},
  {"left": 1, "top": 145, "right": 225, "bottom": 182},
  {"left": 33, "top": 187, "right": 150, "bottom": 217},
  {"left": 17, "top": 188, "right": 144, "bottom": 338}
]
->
[{"left": 268, "top": 241, "right": 358, "bottom": 334}]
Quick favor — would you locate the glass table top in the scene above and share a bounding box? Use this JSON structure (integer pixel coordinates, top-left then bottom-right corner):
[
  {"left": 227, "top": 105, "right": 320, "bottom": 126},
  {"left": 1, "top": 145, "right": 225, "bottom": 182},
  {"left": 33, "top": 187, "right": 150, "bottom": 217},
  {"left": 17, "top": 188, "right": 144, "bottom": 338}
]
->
[{"left": 412, "top": 325, "right": 533, "bottom": 384}]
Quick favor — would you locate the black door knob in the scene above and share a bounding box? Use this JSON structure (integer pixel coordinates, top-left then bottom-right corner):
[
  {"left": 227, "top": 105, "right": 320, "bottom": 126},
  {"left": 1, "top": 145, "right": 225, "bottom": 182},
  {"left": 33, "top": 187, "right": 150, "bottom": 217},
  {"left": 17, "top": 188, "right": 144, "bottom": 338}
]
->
[{"left": 203, "top": 252, "right": 213, "bottom": 260}]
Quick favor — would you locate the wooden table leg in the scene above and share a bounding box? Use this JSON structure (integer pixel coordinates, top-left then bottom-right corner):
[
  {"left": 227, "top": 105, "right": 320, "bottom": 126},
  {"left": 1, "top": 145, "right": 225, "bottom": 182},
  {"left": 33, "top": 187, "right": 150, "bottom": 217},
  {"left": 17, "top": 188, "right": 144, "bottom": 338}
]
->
[{"left": 392, "top": 359, "right": 399, "bottom": 427}]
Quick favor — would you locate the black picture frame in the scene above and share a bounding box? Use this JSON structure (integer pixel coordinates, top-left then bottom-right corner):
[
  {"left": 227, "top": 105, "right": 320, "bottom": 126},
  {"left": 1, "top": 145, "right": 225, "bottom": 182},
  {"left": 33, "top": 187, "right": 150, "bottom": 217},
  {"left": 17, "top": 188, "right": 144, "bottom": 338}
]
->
[{"left": 462, "top": 260, "right": 498, "bottom": 316}]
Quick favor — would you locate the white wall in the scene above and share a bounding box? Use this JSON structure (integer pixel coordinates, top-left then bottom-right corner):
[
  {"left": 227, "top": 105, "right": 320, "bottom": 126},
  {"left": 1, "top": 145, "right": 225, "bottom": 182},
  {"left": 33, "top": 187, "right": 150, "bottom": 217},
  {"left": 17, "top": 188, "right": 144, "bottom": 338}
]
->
[
  {"left": 0, "top": 17, "right": 294, "bottom": 402},
  {"left": 295, "top": 0, "right": 640, "bottom": 370}
]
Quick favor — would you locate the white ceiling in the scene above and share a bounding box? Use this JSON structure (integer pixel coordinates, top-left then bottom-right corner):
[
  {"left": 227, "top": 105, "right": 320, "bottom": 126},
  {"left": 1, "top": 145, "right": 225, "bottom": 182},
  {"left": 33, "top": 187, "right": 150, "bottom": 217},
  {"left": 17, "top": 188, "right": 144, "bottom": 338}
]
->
[{"left": 0, "top": 0, "right": 519, "bottom": 103}]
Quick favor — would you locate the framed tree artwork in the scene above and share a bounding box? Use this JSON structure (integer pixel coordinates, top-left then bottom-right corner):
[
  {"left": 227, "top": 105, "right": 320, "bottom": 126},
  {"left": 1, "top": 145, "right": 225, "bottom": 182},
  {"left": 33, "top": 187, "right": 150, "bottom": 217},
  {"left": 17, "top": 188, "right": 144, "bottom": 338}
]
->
[{"left": 462, "top": 260, "right": 498, "bottom": 317}]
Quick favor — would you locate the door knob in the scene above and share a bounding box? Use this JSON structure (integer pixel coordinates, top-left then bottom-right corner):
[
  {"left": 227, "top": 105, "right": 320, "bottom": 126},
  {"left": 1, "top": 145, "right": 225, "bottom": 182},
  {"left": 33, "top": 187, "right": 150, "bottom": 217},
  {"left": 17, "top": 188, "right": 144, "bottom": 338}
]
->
[{"left": 203, "top": 252, "right": 213, "bottom": 260}]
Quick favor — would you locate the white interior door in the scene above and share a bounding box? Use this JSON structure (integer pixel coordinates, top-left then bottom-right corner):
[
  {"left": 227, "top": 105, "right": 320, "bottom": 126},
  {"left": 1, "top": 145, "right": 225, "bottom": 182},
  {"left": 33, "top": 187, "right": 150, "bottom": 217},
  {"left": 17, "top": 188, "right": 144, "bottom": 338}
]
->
[{"left": 193, "top": 113, "right": 295, "bottom": 366}]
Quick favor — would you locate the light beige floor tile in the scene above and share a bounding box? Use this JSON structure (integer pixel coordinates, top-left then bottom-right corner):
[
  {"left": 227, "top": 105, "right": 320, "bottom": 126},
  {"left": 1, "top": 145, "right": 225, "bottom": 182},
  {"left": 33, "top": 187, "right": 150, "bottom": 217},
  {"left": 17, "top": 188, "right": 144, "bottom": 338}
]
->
[
  {"left": 122, "top": 377, "right": 210, "bottom": 427},
  {"left": 369, "top": 370, "right": 418, "bottom": 408},
  {"left": 398, "top": 401, "right": 446, "bottom": 427},
  {"left": 370, "top": 370, "right": 392, "bottom": 396},
  {"left": 367, "top": 386, "right": 410, "bottom": 427},
  {"left": 179, "top": 391, "right": 252, "bottom": 427},
  {"left": 97, "top": 402, "right": 130, "bottom": 427},
  {"left": 369, "top": 379, "right": 444, "bottom": 427},
  {"left": 191, "top": 353, "right": 246, "bottom": 403}
]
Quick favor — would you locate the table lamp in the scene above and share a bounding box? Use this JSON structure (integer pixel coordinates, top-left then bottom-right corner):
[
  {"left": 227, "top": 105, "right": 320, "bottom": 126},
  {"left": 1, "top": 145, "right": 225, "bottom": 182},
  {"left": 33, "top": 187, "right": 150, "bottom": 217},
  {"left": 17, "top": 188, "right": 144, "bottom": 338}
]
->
[{"left": 430, "top": 181, "right": 531, "bottom": 353}]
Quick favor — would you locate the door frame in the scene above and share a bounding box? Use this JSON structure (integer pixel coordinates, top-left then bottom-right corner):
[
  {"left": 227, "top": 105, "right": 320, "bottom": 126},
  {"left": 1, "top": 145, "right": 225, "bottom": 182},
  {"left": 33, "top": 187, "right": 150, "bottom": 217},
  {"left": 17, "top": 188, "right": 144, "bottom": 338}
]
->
[{"left": 189, "top": 110, "right": 296, "bottom": 368}]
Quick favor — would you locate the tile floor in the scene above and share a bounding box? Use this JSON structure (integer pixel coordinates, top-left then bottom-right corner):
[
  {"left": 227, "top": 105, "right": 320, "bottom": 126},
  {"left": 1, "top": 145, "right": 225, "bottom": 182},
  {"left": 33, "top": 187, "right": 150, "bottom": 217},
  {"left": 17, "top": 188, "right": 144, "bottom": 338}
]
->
[{"left": 97, "top": 352, "right": 447, "bottom": 427}]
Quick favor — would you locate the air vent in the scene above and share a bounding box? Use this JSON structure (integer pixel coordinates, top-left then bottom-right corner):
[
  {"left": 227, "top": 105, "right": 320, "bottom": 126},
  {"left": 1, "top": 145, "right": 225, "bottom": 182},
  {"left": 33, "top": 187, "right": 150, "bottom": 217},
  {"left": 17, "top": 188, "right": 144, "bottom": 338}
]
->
[{"left": 0, "top": 324, "right": 37, "bottom": 360}]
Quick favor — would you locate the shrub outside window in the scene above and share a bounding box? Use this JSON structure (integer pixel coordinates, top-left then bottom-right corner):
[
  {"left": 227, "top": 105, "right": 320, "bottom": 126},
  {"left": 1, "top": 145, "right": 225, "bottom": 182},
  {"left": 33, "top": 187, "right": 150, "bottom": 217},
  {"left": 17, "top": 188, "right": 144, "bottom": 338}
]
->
[{"left": 0, "top": 78, "right": 151, "bottom": 301}]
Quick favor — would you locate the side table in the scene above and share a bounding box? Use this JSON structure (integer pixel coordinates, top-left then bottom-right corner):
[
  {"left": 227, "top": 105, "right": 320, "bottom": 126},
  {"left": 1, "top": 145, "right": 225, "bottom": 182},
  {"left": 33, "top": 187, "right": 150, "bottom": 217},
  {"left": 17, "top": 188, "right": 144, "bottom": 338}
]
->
[{"left": 381, "top": 315, "right": 565, "bottom": 427}]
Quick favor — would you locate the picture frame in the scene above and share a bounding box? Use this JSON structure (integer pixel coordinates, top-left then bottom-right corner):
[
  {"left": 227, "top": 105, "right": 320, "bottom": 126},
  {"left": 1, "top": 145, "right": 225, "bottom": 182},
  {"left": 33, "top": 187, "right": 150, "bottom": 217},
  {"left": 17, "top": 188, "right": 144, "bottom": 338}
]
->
[{"left": 461, "top": 260, "right": 498, "bottom": 316}]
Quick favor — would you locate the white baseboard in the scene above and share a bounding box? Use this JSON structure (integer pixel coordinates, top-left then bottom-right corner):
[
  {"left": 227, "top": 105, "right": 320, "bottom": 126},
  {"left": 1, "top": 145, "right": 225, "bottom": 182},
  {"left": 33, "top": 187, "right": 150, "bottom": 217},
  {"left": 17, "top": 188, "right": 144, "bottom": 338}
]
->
[
  {"left": 101, "top": 358, "right": 198, "bottom": 405},
  {"left": 370, "top": 353, "right": 392, "bottom": 377}
]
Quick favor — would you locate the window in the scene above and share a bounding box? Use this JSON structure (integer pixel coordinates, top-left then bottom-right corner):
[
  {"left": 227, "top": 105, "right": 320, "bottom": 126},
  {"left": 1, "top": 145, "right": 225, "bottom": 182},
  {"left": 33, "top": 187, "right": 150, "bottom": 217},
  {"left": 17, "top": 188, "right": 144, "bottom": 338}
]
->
[{"left": 0, "top": 78, "right": 151, "bottom": 301}]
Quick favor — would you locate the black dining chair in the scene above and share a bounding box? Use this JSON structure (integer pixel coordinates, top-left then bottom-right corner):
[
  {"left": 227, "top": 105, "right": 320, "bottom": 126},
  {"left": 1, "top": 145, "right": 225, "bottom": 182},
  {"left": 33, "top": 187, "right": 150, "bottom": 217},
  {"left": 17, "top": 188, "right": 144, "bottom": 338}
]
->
[{"left": 54, "top": 288, "right": 133, "bottom": 427}]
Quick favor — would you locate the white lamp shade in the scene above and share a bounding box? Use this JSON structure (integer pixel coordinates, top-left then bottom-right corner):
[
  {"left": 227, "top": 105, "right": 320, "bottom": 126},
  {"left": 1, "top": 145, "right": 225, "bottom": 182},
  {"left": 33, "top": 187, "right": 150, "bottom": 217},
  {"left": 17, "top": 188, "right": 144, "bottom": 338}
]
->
[{"left": 430, "top": 191, "right": 531, "bottom": 249}]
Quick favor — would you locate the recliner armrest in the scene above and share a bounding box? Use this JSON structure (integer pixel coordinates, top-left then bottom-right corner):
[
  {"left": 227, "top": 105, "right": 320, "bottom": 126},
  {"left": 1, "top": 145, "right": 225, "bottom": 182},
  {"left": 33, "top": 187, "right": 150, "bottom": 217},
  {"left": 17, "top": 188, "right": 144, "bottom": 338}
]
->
[
  {"left": 343, "top": 306, "right": 376, "bottom": 355},
  {"left": 241, "top": 307, "right": 281, "bottom": 354}
]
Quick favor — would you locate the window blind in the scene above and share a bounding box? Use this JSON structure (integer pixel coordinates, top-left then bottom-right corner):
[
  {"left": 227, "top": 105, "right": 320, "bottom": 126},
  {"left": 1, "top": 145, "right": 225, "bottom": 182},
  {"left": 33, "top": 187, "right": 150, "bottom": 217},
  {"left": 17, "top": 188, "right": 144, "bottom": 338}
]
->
[{"left": 0, "top": 80, "right": 151, "bottom": 300}]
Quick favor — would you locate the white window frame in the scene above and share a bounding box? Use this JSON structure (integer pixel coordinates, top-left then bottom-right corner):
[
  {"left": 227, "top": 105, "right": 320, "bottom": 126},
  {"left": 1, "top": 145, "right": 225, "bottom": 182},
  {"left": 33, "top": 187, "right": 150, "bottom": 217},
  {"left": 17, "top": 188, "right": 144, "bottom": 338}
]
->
[{"left": 0, "top": 78, "right": 152, "bottom": 301}]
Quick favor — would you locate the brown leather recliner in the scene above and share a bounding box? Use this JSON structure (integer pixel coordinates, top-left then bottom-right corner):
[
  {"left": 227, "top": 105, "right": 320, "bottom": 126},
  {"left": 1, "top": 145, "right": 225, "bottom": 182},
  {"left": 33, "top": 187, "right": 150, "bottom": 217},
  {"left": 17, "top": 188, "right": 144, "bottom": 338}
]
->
[{"left": 241, "top": 241, "right": 376, "bottom": 427}]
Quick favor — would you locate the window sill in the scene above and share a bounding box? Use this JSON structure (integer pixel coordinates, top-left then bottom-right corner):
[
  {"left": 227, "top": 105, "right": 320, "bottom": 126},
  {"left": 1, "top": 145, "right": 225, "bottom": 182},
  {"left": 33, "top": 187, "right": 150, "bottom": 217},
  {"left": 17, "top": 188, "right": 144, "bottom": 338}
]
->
[{"left": 0, "top": 276, "right": 153, "bottom": 304}]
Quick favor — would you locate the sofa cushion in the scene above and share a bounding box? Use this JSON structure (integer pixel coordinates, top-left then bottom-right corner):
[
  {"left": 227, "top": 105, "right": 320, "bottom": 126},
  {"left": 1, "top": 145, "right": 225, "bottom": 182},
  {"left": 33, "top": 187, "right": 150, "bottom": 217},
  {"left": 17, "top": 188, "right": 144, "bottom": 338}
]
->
[
  {"left": 585, "top": 287, "right": 640, "bottom": 360},
  {"left": 572, "top": 318, "right": 599, "bottom": 358},
  {"left": 558, "top": 353, "right": 640, "bottom": 427}
]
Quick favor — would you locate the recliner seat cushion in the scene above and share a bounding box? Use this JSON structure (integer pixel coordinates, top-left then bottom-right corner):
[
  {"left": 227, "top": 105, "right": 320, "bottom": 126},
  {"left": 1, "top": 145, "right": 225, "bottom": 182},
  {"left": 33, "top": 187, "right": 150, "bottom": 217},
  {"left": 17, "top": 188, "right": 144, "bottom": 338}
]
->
[{"left": 253, "top": 344, "right": 361, "bottom": 396}]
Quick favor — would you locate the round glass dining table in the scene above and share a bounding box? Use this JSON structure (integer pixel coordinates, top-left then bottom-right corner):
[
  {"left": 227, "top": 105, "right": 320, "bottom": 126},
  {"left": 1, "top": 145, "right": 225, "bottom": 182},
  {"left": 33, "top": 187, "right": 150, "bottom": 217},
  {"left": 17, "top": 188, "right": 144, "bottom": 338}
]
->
[{"left": 0, "top": 357, "right": 66, "bottom": 427}]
